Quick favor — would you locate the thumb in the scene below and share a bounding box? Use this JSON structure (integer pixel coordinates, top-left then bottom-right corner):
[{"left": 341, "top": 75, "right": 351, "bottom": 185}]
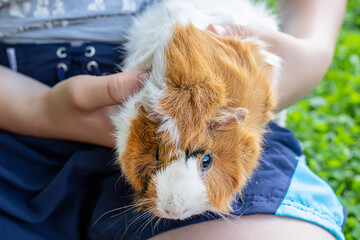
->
[
  {"left": 70, "top": 71, "right": 148, "bottom": 111},
  {"left": 207, "top": 24, "right": 258, "bottom": 39}
]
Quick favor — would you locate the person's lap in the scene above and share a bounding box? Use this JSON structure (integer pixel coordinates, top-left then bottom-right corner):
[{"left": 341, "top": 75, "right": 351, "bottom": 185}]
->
[{"left": 0, "top": 42, "right": 346, "bottom": 240}]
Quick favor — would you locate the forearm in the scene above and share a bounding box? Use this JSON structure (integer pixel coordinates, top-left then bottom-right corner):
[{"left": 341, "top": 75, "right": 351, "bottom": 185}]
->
[
  {"left": 276, "top": 0, "right": 347, "bottom": 110},
  {"left": 279, "top": 0, "right": 346, "bottom": 44},
  {"left": 0, "top": 66, "right": 51, "bottom": 137}
]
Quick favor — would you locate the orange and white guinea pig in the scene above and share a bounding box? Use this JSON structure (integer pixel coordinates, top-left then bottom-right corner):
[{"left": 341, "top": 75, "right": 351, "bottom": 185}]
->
[{"left": 111, "top": 0, "right": 282, "bottom": 220}]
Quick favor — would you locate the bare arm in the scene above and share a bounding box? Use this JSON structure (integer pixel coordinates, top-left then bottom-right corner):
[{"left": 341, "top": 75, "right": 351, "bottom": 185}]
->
[
  {"left": 276, "top": 0, "right": 347, "bottom": 109},
  {"left": 0, "top": 66, "right": 50, "bottom": 138},
  {"left": 209, "top": 0, "right": 347, "bottom": 110},
  {"left": 0, "top": 65, "right": 146, "bottom": 147}
]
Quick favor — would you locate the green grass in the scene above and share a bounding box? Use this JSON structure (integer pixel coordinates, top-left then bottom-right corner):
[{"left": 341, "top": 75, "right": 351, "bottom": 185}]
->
[{"left": 261, "top": 0, "right": 360, "bottom": 239}]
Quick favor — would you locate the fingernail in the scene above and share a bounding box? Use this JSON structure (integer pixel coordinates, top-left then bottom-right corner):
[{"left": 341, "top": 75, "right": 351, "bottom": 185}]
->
[
  {"left": 211, "top": 24, "right": 227, "bottom": 37},
  {"left": 136, "top": 72, "right": 149, "bottom": 84}
]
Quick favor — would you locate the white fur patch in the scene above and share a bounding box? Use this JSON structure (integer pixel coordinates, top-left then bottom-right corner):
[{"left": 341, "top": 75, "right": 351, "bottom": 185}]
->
[
  {"left": 145, "top": 54, "right": 182, "bottom": 145},
  {"left": 155, "top": 155, "right": 208, "bottom": 220},
  {"left": 122, "top": 2, "right": 175, "bottom": 72},
  {"left": 156, "top": 116, "right": 180, "bottom": 146},
  {"left": 110, "top": 91, "right": 143, "bottom": 165}
]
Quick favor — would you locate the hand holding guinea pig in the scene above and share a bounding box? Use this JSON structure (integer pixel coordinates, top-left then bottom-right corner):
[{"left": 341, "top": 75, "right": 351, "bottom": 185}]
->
[{"left": 0, "top": 66, "right": 147, "bottom": 148}]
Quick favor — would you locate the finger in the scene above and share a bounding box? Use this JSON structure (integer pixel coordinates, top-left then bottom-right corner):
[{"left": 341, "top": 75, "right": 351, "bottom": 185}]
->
[
  {"left": 207, "top": 24, "right": 294, "bottom": 56},
  {"left": 70, "top": 71, "right": 149, "bottom": 111},
  {"left": 207, "top": 24, "right": 280, "bottom": 44},
  {"left": 207, "top": 24, "right": 256, "bottom": 39}
]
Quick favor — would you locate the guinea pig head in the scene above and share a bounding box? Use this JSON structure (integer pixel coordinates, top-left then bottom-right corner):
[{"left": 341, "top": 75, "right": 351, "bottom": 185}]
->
[
  {"left": 115, "top": 24, "right": 278, "bottom": 220},
  {"left": 119, "top": 104, "right": 253, "bottom": 220}
]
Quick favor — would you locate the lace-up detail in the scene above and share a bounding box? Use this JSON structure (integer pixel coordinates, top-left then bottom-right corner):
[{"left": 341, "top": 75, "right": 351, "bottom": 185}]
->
[{"left": 56, "top": 45, "right": 101, "bottom": 81}]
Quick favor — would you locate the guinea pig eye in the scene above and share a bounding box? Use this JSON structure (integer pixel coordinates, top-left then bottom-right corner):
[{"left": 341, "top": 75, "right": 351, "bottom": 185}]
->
[{"left": 201, "top": 153, "right": 213, "bottom": 173}]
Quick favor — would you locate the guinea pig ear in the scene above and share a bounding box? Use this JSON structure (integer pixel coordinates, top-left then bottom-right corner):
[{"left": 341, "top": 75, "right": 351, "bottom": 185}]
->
[{"left": 208, "top": 107, "right": 248, "bottom": 130}]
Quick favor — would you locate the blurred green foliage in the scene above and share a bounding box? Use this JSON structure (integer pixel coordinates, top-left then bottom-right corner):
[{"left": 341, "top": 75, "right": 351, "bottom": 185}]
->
[{"left": 262, "top": 0, "right": 360, "bottom": 239}]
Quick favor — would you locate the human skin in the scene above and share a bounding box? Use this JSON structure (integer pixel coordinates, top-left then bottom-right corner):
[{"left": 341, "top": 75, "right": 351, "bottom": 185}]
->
[{"left": 151, "top": 214, "right": 336, "bottom": 240}]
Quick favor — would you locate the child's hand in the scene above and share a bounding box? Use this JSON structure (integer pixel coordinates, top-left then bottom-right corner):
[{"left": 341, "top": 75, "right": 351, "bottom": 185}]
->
[
  {"left": 42, "top": 71, "right": 148, "bottom": 147},
  {"left": 207, "top": 24, "right": 334, "bottom": 110},
  {"left": 0, "top": 66, "right": 147, "bottom": 148}
]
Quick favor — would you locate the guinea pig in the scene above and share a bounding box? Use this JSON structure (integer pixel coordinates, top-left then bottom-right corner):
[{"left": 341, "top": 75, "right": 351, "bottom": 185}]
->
[{"left": 111, "top": 0, "right": 282, "bottom": 220}]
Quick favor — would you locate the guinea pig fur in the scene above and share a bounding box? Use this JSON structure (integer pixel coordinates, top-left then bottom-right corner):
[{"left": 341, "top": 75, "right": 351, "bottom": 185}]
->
[{"left": 111, "top": 0, "right": 282, "bottom": 220}]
